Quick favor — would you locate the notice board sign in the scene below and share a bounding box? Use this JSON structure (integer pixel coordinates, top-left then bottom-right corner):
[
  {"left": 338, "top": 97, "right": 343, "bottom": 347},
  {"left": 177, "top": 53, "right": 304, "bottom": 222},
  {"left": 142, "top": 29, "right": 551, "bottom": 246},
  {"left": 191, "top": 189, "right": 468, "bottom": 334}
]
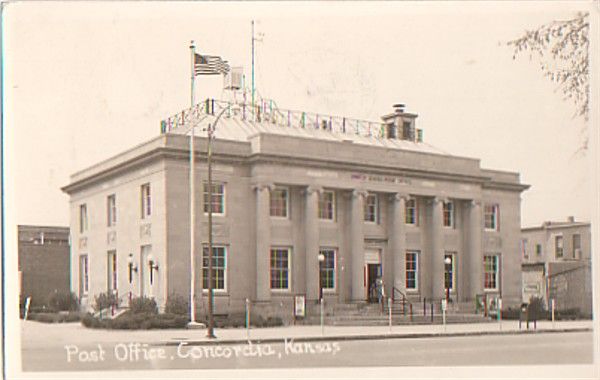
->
[{"left": 294, "top": 295, "right": 306, "bottom": 317}]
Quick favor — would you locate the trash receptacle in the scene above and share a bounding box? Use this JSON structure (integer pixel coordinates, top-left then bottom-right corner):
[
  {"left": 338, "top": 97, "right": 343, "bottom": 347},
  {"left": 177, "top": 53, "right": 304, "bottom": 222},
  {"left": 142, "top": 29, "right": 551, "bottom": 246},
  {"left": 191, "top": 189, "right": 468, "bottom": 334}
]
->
[{"left": 519, "top": 303, "right": 528, "bottom": 329}]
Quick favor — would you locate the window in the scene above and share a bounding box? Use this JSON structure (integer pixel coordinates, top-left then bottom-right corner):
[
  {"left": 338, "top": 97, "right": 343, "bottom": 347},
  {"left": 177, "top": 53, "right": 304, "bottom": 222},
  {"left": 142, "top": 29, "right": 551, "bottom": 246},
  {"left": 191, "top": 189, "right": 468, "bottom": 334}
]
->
[
  {"left": 555, "top": 235, "right": 564, "bottom": 259},
  {"left": 444, "top": 253, "right": 456, "bottom": 292},
  {"left": 402, "top": 121, "right": 413, "bottom": 140},
  {"left": 202, "top": 246, "right": 226, "bottom": 290},
  {"left": 79, "top": 254, "right": 89, "bottom": 296},
  {"left": 387, "top": 123, "right": 396, "bottom": 139},
  {"left": 319, "top": 249, "right": 336, "bottom": 290},
  {"left": 270, "top": 248, "right": 290, "bottom": 290},
  {"left": 107, "top": 250, "right": 117, "bottom": 292},
  {"left": 141, "top": 183, "right": 151, "bottom": 219},
  {"left": 572, "top": 234, "right": 581, "bottom": 259},
  {"left": 79, "top": 204, "right": 88, "bottom": 233},
  {"left": 318, "top": 190, "right": 335, "bottom": 220},
  {"left": 443, "top": 201, "right": 454, "bottom": 227},
  {"left": 484, "top": 204, "right": 499, "bottom": 230},
  {"left": 270, "top": 187, "right": 288, "bottom": 218},
  {"left": 405, "top": 251, "right": 419, "bottom": 290},
  {"left": 107, "top": 194, "right": 116, "bottom": 227},
  {"left": 484, "top": 255, "right": 499, "bottom": 290},
  {"left": 536, "top": 244, "right": 542, "bottom": 256},
  {"left": 203, "top": 182, "right": 225, "bottom": 215},
  {"left": 405, "top": 197, "right": 418, "bottom": 225},
  {"left": 521, "top": 239, "right": 529, "bottom": 260},
  {"left": 364, "top": 193, "right": 378, "bottom": 223}
]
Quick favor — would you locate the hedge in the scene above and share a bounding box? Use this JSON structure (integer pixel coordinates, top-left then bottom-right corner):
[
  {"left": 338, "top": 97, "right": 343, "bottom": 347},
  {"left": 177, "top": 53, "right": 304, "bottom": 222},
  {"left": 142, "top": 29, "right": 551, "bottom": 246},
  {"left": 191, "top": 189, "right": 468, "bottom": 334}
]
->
[{"left": 27, "top": 312, "right": 82, "bottom": 323}]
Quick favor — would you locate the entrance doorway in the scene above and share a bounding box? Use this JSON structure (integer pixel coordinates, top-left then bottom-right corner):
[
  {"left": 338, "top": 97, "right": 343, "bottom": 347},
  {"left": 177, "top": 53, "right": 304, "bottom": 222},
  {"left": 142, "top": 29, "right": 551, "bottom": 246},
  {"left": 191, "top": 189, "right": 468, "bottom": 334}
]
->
[
  {"left": 364, "top": 248, "right": 382, "bottom": 303},
  {"left": 367, "top": 263, "right": 382, "bottom": 303}
]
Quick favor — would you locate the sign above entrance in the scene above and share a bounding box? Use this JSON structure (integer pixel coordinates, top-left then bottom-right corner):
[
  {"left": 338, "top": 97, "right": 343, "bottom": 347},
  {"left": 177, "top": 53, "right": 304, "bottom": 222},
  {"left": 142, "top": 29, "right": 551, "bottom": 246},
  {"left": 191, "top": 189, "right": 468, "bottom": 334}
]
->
[{"left": 351, "top": 173, "right": 411, "bottom": 185}]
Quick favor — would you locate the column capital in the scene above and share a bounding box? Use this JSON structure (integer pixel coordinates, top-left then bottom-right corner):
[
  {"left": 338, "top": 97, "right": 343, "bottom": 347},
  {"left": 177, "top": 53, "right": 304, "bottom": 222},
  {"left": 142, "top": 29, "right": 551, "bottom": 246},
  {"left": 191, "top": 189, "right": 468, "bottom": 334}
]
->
[
  {"left": 470, "top": 199, "right": 482, "bottom": 207},
  {"left": 252, "top": 183, "right": 275, "bottom": 192},
  {"left": 303, "top": 185, "right": 322, "bottom": 196},
  {"left": 352, "top": 189, "right": 369, "bottom": 199},
  {"left": 391, "top": 192, "right": 410, "bottom": 202},
  {"left": 431, "top": 196, "right": 447, "bottom": 205}
]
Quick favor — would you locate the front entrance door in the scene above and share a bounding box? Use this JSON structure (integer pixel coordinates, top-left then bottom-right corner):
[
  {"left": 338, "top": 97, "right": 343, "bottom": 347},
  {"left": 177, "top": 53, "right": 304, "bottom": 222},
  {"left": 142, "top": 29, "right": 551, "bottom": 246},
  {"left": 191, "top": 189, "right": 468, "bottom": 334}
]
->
[
  {"left": 367, "top": 263, "right": 382, "bottom": 303},
  {"left": 364, "top": 248, "right": 382, "bottom": 303}
]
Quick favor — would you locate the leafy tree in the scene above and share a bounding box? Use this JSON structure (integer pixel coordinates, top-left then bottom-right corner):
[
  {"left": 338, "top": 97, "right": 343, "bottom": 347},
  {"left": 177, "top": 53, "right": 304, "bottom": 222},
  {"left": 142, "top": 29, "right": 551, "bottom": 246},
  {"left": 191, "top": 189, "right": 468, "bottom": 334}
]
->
[{"left": 507, "top": 12, "right": 589, "bottom": 148}]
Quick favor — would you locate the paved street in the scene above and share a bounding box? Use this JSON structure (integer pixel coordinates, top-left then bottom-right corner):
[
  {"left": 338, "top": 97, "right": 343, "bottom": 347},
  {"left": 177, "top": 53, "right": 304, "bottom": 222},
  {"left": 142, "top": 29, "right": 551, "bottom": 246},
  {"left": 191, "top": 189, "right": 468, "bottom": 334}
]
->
[{"left": 19, "top": 320, "right": 594, "bottom": 372}]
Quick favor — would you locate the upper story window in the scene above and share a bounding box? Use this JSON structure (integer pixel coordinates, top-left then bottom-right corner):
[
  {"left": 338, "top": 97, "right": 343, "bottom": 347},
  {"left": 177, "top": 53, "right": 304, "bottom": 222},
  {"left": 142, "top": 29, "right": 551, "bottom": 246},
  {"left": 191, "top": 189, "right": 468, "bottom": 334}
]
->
[
  {"left": 270, "top": 187, "right": 289, "bottom": 218},
  {"left": 405, "top": 197, "right": 418, "bottom": 225},
  {"left": 402, "top": 121, "right": 413, "bottom": 141},
  {"left": 79, "top": 204, "right": 88, "bottom": 233},
  {"left": 535, "top": 244, "right": 542, "bottom": 256},
  {"left": 521, "top": 239, "right": 529, "bottom": 260},
  {"left": 484, "top": 204, "right": 499, "bottom": 231},
  {"left": 141, "top": 183, "right": 151, "bottom": 219},
  {"left": 107, "top": 194, "right": 117, "bottom": 227},
  {"left": 572, "top": 234, "right": 581, "bottom": 259},
  {"left": 387, "top": 123, "right": 397, "bottom": 139},
  {"left": 364, "top": 193, "right": 379, "bottom": 223},
  {"left": 318, "top": 190, "right": 335, "bottom": 220},
  {"left": 203, "top": 182, "right": 225, "bottom": 215},
  {"left": 555, "top": 235, "right": 564, "bottom": 259},
  {"left": 443, "top": 201, "right": 454, "bottom": 228}
]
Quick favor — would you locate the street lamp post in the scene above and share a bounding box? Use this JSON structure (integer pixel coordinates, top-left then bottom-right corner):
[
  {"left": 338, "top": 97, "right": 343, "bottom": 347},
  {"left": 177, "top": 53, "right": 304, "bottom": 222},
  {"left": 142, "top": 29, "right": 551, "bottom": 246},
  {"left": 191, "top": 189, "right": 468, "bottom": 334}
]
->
[
  {"left": 444, "top": 256, "right": 452, "bottom": 303},
  {"left": 318, "top": 253, "right": 325, "bottom": 302},
  {"left": 205, "top": 102, "right": 237, "bottom": 339}
]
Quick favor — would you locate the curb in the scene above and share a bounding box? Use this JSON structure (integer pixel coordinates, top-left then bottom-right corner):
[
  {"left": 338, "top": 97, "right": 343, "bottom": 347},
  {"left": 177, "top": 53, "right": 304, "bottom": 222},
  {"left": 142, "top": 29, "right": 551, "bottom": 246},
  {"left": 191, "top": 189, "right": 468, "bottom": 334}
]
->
[{"left": 153, "top": 327, "right": 592, "bottom": 347}]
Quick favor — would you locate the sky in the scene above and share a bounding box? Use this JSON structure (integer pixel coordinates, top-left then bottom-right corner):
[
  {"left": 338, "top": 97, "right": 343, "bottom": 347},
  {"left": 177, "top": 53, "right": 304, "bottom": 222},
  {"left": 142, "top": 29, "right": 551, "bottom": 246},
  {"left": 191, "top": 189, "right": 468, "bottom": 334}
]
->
[{"left": 4, "top": 1, "right": 596, "bottom": 230}]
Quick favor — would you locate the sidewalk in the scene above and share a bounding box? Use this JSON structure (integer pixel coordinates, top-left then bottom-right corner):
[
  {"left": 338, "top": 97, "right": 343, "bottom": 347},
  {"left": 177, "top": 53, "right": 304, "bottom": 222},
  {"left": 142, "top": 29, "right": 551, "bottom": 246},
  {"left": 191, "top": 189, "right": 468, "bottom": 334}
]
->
[{"left": 21, "top": 319, "right": 593, "bottom": 348}]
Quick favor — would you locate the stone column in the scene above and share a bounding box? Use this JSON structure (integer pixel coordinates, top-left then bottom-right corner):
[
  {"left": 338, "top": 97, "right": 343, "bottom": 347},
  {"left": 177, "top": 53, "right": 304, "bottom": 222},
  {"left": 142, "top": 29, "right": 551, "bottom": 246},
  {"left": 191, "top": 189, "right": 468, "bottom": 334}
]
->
[
  {"left": 255, "top": 184, "right": 272, "bottom": 301},
  {"left": 305, "top": 186, "right": 321, "bottom": 301},
  {"left": 469, "top": 200, "right": 483, "bottom": 299},
  {"left": 351, "top": 189, "right": 367, "bottom": 301},
  {"left": 431, "top": 197, "right": 445, "bottom": 301},
  {"left": 391, "top": 193, "right": 408, "bottom": 293}
]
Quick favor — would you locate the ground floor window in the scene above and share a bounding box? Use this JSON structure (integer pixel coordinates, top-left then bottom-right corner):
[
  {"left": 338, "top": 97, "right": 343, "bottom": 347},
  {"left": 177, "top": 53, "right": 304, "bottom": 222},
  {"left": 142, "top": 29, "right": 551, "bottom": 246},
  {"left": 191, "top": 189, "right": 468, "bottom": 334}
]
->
[
  {"left": 270, "top": 248, "right": 290, "bottom": 290},
  {"left": 484, "top": 255, "right": 499, "bottom": 290},
  {"left": 79, "top": 254, "right": 89, "bottom": 296},
  {"left": 405, "top": 251, "right": 419, "bottom": 290},
  {"left": 107, "top": 250, "right": 117, "bottom": 292},
  {"left": 202, "top": 246, "right": 226, "bottom": 290},
  {"left": 319, "top": 248, "right": 336, "bottom": 290}
]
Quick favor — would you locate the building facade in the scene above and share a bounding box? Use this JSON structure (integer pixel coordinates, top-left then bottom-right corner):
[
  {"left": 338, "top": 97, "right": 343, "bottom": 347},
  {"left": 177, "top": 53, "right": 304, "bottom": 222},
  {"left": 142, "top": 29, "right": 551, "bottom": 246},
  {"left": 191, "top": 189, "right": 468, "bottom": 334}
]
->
[
  {"left": 521, "top": 218, "right": 592, "bottom": 317},
  {"left": 62, "top": 101, "right": 528, "bottom": 319},
  {"left": 18, "top": 225, "right": 71, "bottom": 307}
]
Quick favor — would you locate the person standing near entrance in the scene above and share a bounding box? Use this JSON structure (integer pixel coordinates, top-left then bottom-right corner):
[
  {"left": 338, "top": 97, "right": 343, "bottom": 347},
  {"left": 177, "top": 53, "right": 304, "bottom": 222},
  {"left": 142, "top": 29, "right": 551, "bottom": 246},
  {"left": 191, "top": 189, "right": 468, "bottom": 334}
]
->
[{"left": 376, "top": 277, "right": 385, "bottom": 312}]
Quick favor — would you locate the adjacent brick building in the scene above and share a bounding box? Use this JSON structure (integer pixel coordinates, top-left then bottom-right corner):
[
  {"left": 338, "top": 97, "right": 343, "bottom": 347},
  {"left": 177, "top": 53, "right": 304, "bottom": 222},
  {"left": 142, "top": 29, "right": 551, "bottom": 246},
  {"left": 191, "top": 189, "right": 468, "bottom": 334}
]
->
[
  {"left": 18, "top": 225, "right": 71, "bottom": 307},
  {"left": 62, "top": 99, "right": 529, "bottom": 319},
  {"left": 521, "top": 218, "right": 592, "bottom": 317}
]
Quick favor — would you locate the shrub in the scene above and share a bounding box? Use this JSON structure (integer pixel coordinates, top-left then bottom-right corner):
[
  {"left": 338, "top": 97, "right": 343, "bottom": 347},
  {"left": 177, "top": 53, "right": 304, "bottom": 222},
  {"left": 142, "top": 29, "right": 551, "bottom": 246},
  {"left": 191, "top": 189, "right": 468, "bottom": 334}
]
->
[
  {"left": 129, "top": 297, "right": 158, "bottom": 315},
  {"left": 82, "top": 311, "right": 188, "bottom": 330},
  {"left": 93, "top": 292, "right": 119, "bottom": 312},
  {"left": 28, "top": 312, "right": 82, "bottom": 323},
  {"left": 165, "top": 293, "right": 189, "bottom": 316},
  {"left": 48, "top": 291, "right": 79, "bottom": 312}
]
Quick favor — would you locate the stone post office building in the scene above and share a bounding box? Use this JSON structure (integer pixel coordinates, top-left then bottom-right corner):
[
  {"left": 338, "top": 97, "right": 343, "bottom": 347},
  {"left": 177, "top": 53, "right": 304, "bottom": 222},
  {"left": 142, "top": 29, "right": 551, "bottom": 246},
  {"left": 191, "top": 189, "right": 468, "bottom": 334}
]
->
[{"left": 62, "top": 100, "right": 529, "bottom": 318}]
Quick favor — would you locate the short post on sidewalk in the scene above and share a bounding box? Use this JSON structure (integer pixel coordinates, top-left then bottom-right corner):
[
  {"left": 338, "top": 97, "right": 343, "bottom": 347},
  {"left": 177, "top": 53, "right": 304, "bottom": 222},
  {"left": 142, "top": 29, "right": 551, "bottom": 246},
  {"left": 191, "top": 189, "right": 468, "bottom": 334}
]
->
[
  {"left": 551, "top": 298, "right": 555, "bottom": 329},
  {"left": 388, "top": 297, "right": 392, "bottom": 332},
  {"left": 320, "top": 298, "right": 325, "bottom": 336},
  {"left": 441, "top": 299, "right": 447, "bottom": 331},
  {"left": 245, "top": 298, "right": 250, "bottom": 341},
  {"left": 497, "top": 298, "right": 502, "bottom": 331}
]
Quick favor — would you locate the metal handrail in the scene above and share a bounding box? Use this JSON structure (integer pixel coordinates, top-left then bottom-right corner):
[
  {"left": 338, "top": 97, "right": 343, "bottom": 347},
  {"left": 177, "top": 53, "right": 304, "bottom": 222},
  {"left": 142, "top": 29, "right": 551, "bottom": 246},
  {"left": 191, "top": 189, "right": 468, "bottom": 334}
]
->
[
  {"left": 391, "top": 286, "right": 412, "bottom": 316},
  {"left": 160, "top": 97, "right": 414, "bottom": 142}
]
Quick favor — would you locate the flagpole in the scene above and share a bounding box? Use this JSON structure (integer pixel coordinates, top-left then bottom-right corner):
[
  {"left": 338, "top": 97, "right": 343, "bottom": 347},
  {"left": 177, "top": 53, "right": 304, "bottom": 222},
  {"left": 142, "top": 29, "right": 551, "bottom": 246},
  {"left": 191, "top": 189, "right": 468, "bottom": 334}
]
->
[
  {"left": 189, "top": 40, "right": 197, "bottom": 326},
  {"left": 251, "top": 20, "right": 255, "bottom": 121}
]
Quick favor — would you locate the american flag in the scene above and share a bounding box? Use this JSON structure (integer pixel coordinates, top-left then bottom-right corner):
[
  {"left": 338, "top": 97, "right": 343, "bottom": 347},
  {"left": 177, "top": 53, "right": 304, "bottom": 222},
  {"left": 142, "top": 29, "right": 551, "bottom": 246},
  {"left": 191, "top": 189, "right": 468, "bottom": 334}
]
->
[{"left": 194, "top": 53, "right": 230, "bottom": 76}]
